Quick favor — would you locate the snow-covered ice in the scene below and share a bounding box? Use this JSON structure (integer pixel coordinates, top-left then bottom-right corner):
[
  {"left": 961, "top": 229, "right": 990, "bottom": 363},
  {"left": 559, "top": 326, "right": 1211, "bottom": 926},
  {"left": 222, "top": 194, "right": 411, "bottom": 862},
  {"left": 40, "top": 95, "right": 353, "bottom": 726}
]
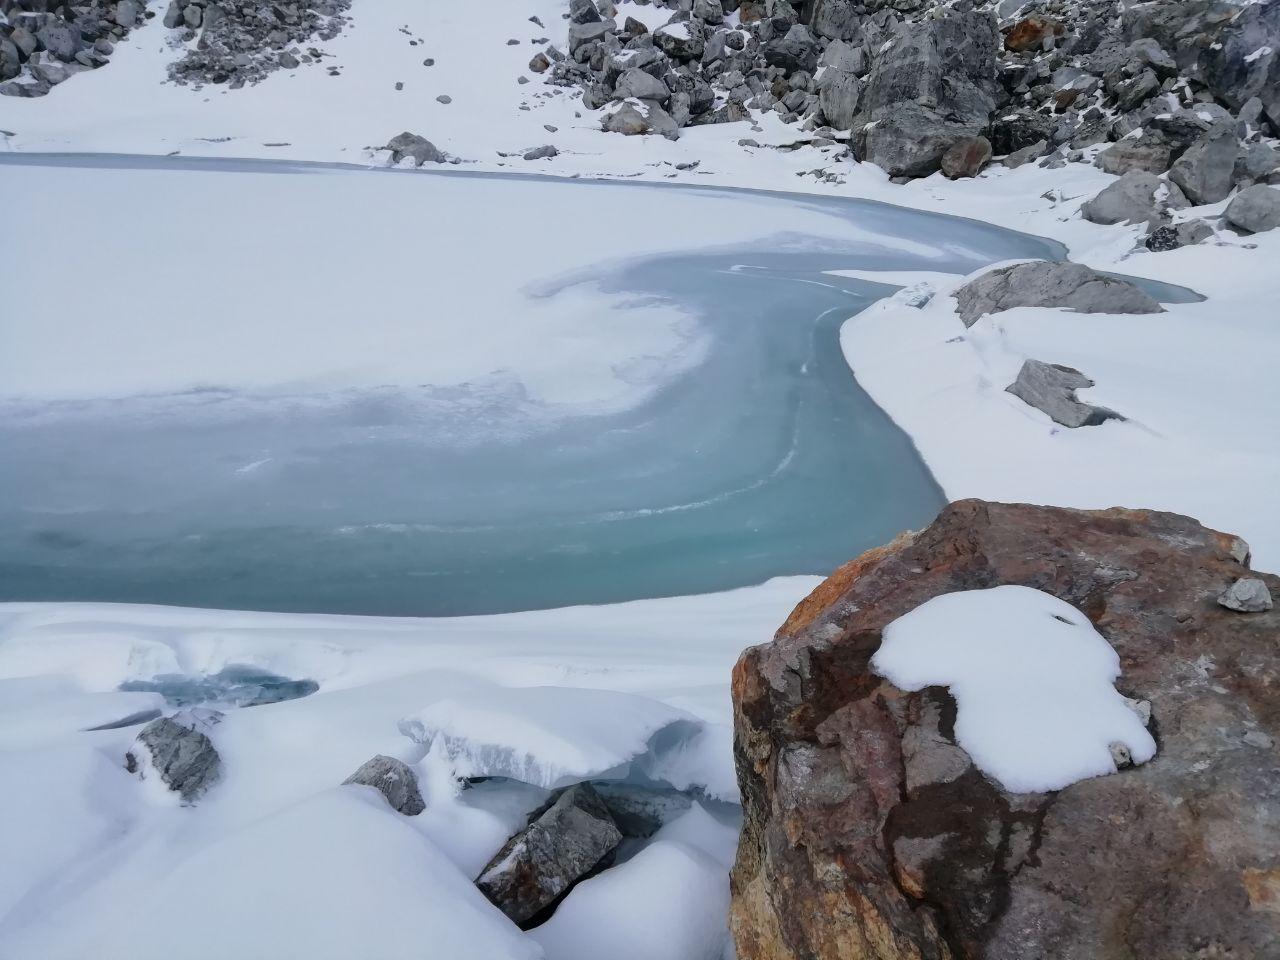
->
[{"left": 872, "top": 585, "right": 1158, "bottom": 793}]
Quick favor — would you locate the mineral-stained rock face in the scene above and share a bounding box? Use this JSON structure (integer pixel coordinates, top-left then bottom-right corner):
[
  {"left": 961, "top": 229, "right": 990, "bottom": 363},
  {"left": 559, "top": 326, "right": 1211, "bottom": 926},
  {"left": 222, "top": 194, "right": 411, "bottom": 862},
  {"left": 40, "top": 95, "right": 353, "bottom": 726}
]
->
[{"left": 730, "top": 500, "right": 1280, "bottom": 960}]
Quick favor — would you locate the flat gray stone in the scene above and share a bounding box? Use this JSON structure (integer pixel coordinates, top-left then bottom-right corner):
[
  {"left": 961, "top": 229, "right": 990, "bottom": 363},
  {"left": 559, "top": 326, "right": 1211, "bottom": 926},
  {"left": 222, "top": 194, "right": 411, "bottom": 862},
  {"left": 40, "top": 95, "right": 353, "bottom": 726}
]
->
[
  {"left": 954, "top": 260, "right": 1164, "bottom": 326},
  {"left": 1005, "top": 359, "right": 1122, "bottom": 428}
]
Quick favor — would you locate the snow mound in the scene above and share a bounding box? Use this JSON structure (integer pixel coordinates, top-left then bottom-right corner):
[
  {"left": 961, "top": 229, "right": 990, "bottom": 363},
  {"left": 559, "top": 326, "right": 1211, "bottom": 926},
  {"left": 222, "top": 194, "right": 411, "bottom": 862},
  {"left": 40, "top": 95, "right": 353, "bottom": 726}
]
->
[
  {"left": 530, "top": 838, "right": 730, "bottom": 960},
  {"left": 8, "top": 789, "right": 541, "bottom": 960},
  {"left": 398, "top": 685, "right": 701, "bottom": 790},
  {"left": 871, "top": 585, "right": 1157, "bottom": 793}
]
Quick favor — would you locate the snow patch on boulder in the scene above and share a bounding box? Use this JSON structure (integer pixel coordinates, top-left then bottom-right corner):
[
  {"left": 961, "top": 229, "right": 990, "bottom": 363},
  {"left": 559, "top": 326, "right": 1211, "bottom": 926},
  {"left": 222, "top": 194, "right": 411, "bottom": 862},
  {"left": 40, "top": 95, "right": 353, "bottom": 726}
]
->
[{"left": 872, "top": 585, "right": 1157, "bottom": 793}]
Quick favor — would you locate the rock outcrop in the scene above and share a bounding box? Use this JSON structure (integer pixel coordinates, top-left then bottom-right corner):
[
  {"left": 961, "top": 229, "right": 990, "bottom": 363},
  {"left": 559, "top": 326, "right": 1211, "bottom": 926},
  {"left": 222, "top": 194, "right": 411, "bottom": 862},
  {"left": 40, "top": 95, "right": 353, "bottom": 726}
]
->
[
  {"left": 125, "top": 709, "right": 224, "bottom": 804},
  {"left": 343, "top": 755, "right": 426, "bottom": 816},
  {"left": 476, "top": 782, "right": 622, "bottom": 926},
  {"left": 730, "top": 500, "right": 1279, "bottom": 960},
  {"left": 953, "top": 260, "right": 1163, "bottom": 326}
]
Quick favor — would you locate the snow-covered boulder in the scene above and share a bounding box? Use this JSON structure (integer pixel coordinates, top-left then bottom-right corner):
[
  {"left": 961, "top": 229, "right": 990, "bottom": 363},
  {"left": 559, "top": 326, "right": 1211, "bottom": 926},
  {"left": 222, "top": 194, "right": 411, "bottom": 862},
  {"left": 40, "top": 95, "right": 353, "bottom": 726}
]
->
[
  {"left": 343, "top": 755, "right": 425, "bottom": 816},
  {"left": 476, "top": 783, "right": 622, "bottom": 926},
  {"left": 730, "top": 500, "right": 1280, "bottom": 960},
  {"left": 125, "top": 709, "right": 223, "bottom": 804}
]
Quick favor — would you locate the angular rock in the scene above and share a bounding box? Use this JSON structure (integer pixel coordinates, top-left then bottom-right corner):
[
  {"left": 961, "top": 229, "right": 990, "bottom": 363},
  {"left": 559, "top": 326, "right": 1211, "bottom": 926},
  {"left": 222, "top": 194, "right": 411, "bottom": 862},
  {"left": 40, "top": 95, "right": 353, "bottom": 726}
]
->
[
  {"left": 954, "top": 260, "right": 1164, "bottom": 326},
  {"left": 476, "top": 783, "right": 622, "bottom": 926},
  {"left": 762, "top": 25, "right": 819, "bottom": 75},
  {"left": 1006, "top": 359, "right": 1121, "bottom": 428},
  {"left": 569, "top": 0, "right": 602, "bottom": 25},
  {"left": 601, "top": 99, "right": 678, "bottom": 138},
  {"left": 941, "top": 136, "right": 992, "bottom": 179},
  {"left": 810, "top": 0, "right": 861, "bottom": 42},
  {"left": 653, "top": 21, "right": 704, "bottom": 62},
  {"left": 693, "top": 0, "right": 724, "bottom": 25},
  {"left": 987, "top": 110, "right": 1054, "bottom": 156},
  {"left": 343, "top": 755, "right": 425, "bottom": 815},
  {"left": 854, "top": 10, "right": 1000, "bottom": 177},
  {"left": 1096, "top": 131, "right": 1175, "bottom": 176},
  {"left": 1145, "top": 218, "right": 1214, "bottom": 252},
  {"left": 1223, "top": 184, "right": 1280, "bottom": 234},
  {"left": 384, "top": 132, "right": 444, "bottom": 165},
  {"left": 1169, "top": 127, "right": 1239, "bottom": 205},
  {"left": 522, "top": 144, "right": 559, "bottom": 161},
  {"left": 1080, "top": 170, "right": 1186, "bottom": 226},
  {"left": 817, "top": 66, "right": 860, "bottom": 130},
  {"left": 1218, "top": 577, "right": 1274, "bottom": 613},
  {"left": 126, "top": 709, "right": 223, "bottom": 804},
  {"left": 731, "top": 500, "right": 1280, "bottom": 960},
  {"left": 613, "top": 66, "right": 670, "bottom": 104}
]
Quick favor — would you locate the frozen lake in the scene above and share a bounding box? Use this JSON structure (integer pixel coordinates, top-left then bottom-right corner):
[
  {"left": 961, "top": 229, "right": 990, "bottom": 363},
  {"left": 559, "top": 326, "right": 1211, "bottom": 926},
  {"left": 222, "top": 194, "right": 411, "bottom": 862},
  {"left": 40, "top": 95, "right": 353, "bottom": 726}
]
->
[{"left": 1, "top": 156, "right": 1067, "bottom": 615}]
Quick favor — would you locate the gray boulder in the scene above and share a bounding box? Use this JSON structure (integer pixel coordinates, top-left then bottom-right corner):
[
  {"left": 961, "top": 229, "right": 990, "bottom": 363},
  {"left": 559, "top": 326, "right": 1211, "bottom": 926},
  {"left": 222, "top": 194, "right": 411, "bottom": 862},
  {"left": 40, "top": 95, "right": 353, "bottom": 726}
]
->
[
  {"left": 1006, "top": 359, "right": 1122, "bottom": 428},
  {"left": 763, "top": 25, "right": 820, "bottom": 74},
  {"left": 988, "top": 110, "right": 1055, "bottom": 156},
  {"left": 1223, "top": 184, "right": 1280, "bottom": 233},
  {"left": 1218, "top": 578, "right": 1274, "bottom": 613},
  {"left": 523, "top": 144, "right": 559, "bottom": 160},
  {"left": 1145, "top": 218, "right": 1215, "bottom": 252},
  {"left": 854, "top": 10, "right": 1000, "bottom": 177},
  {"left": 693, "top": 0, "right": 724, "bottom": 25},
  {"left": 114, "top": 0, "right": 140, "bottom": 27},
  {"left": 1080, "top": 170, "right": 1187, "bottom": 226},
  {"left": 569, "top": 0, "right": 602, "bottom": 25},
  {"left": 817, "top": 66, "right": 860, "bottom": 130},
  {"left": 1096, "top": 132, "right": 1175, "bottom": 176},
  {"left": 569, "top": 20, "right": 614, "bottom": 56},
  {"left": 954, "top": 260, "right": 1164, "bottom": 326},
  {"left": 343, "top": 755, "right": 425, "bottom": 815},
  {"left": 1236, "top": 141, "right": 1280, "bottom": 184},
  {"left": 35, "top": 22, "right": 79, "bottom": 62},
  {"left": 126, "top": 709, "right": 223, "bottom": 804},
  {"left": 1169, "top": 127, "right": 1239, "bottom": 205},
  {"left": 602, "top": 99, "right": 679, "bottom": 138},
  {"left": 476, "top": 783, "right": 622, "bottom": 925},
  {"left": 613, "top": 66, "right": 670, "bottom": 103},
  {"left": 653, "top": 21, "right": 704, "bottom": 61},
  {"left": 384, "top": 132, "right": 444, "bottom": 165},
  {"left": 810, "top": 0, "right": 862, "bottom": 41}
]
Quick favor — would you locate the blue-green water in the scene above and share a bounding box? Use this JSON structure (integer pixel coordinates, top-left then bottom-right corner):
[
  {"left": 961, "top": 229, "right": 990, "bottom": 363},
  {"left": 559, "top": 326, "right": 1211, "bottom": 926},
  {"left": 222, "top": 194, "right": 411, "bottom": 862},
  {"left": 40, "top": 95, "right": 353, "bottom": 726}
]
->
[{"left": 0, "top": 156, "right": 1088, "bottom": 616}]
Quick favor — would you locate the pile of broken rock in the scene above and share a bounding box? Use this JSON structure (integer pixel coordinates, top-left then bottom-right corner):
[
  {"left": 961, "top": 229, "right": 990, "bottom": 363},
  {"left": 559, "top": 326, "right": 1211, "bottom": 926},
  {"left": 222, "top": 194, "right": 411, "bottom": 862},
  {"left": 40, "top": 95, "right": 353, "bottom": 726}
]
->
[{"left": 542, "top": 0, "right": 1280, "bottom": 246}]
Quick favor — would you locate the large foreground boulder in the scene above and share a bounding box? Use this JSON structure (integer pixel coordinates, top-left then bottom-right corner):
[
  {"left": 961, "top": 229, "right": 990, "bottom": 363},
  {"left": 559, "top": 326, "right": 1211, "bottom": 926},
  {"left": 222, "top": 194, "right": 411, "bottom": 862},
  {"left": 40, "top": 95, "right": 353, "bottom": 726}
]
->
[
  {"left": 953, "top": 260, "right": 1164, "bottom": 326},
  {"left": 730, "top": 500, "right": 1279, "bottom": 959},
  {"left": 125, "top": 709, "right": 223, "bottom": 803},
  {"left": 476, "top": 782, "right": 622, "bottom": 926},
  {"left": 1224, "top": 183, "right": 1280, "bottom": 233}
]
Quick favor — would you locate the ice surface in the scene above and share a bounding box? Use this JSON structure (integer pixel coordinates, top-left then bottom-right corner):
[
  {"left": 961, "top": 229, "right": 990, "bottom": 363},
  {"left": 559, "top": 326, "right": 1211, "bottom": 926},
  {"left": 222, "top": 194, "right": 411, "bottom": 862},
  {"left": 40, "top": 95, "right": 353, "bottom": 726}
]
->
[
  {"left": 398, "top": 685, "right": 703, "bottom": 790},
  {"left": 872, "top": 585, "right": 1157, "bottom": 793}
]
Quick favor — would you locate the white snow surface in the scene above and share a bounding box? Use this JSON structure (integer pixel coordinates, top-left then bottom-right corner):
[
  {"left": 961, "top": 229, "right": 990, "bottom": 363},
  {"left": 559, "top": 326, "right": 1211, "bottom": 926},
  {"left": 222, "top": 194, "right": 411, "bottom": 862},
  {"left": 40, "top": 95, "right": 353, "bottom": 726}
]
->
[
  {"left": 0, "top": 580, "right": 813, "bottom": 957},
  {"left": 872, "top": 586, "right": 1157, "bottom": 793}
]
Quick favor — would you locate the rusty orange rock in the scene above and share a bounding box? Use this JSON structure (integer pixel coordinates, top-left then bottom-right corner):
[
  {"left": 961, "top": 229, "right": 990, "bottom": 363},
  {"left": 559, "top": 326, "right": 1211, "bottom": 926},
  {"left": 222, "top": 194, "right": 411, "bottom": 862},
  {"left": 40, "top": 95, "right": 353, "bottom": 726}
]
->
[{"left": 730, "top": 500, "right": 1280, "bottom": 959}]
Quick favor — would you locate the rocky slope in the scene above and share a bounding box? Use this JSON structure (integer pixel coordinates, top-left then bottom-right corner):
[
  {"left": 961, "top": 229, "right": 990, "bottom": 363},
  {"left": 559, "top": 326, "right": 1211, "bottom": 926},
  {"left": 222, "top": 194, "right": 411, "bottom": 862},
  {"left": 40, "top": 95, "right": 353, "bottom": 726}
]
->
[
  {"left": 550, "top": 0, "right": 1280, "bottom": 247},
  {"left": 730, "top": 499, "right": 1279, "bottom": 959}
]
